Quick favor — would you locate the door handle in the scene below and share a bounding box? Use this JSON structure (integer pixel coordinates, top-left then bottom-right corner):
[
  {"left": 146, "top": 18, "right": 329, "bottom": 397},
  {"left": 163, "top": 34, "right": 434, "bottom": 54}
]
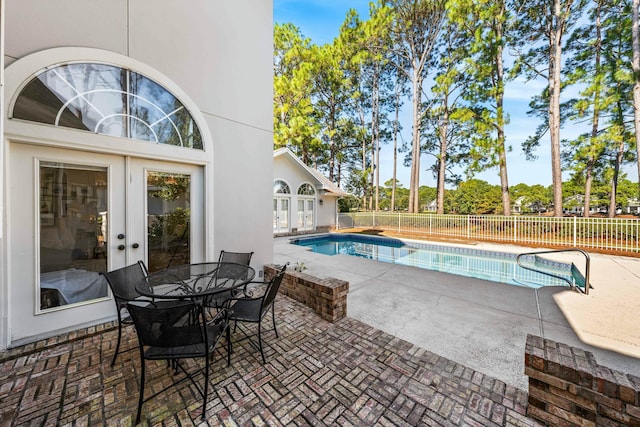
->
[{"left": 132, "top": 243, "right": 140, "bottom": 249}]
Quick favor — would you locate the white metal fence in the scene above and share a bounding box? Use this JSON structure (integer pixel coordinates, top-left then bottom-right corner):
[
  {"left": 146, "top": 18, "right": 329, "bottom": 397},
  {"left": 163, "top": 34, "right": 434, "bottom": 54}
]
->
[{"left": 337, "top": 212, "right": 640, "bottom": 254}]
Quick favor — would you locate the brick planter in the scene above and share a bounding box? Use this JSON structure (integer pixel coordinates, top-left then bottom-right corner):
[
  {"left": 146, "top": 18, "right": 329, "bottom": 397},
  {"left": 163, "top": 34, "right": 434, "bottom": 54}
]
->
[
  {"left": 525, "top": 334, "right": 640, "bottom": 426},
  {"left": 264, "top": 264, "right": 348, "bottom": 323}
]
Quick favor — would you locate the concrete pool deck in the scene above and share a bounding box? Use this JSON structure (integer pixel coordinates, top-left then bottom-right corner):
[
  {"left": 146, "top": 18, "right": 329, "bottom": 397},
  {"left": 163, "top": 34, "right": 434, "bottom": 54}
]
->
[{"left": 273, "top": 234, "right": 640, "bottom": 391}]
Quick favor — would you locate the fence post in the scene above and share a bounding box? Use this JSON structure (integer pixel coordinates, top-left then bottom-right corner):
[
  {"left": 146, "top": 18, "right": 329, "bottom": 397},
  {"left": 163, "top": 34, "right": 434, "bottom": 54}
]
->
[
  {"left": 467, "top": 215, "right": 470, "bottom": 239},
  {"left": 398, "top": 213, "right": 401, "bottom": 233},
  {"left": 573, "top": 216, "right": 577, "bottom": 247},
  {"left": 373, "top": 210, "right": 376, "bottom": 229},
  {"left": 513, "top": 216, "right": 517, "bottom": 243}
]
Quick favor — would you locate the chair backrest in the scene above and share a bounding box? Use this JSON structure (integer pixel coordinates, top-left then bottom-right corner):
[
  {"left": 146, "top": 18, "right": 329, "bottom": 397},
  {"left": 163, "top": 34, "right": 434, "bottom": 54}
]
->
[
  {"left": 217, "top": 250, "right": 254, "bottom": 279},
  {"left": 261, "top": 264, "right": 287, "bottom": 314},
  {"left": 218, "top": 250, "right": 254, "bottom": 265},
  {"left": 100, "top": 261, "right": 148, "bottom": 308},
  {"left": 127, "top": 301, "right": 205, "bottom": 348}
]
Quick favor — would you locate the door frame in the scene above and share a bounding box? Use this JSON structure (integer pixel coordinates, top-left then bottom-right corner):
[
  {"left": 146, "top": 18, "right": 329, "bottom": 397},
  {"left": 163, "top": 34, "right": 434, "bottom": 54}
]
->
[
  {"left": 6, "top": 142, "right": 209, "bottom": 345},
  {"left": 2, "top": 48, "right": 215, "bottom": 348},
  {"left": 273, "top": 196, "right": 290, "bottom": 234},
  {"left": 296, "top": 197, "right": 316, "bottom": 231}
]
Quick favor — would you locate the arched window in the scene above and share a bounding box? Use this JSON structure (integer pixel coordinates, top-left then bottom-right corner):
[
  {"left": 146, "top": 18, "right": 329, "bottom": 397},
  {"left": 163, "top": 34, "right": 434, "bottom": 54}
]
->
[
  {"left": 12, "top": 63, "right": 202, "bottom": 149},
  {"left": 297, "top": 183, "right": 316, "bottom": 196},
  {"left": 273, "top": 180, "right": 290, "bottom": 194}
]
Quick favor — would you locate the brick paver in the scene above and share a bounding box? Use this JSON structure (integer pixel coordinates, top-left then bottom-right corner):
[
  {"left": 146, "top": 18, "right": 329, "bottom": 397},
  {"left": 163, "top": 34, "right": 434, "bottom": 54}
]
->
[{"left": 0, "top": 296, "right": 542, "bottom": 426}]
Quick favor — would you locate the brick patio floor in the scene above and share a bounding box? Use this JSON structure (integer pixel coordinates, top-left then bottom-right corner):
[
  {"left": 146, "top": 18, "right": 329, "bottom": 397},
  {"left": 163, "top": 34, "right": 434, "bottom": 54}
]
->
[{"left": 0, "top": 295, "right": 543, "bottom": 426}]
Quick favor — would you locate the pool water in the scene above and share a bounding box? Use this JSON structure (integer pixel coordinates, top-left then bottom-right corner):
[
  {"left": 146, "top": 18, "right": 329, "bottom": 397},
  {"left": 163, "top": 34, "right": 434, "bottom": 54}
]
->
[{"left": 291, "top": 233, "right": 585, "bottom": 289}]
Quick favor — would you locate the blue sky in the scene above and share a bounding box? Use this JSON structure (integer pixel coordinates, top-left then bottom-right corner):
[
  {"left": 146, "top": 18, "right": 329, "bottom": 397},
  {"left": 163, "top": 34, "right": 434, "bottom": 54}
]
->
[{"left": 273, "top": 0, "right": 587, "bottom": 188}]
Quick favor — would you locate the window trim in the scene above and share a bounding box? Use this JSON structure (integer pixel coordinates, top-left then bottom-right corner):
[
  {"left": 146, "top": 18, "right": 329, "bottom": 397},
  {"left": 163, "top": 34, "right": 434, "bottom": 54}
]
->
[
  {"left": 273, "top": 179, "right": 291, "bottom": 195},
  {"left": 4, "top": 47, "right": 212, "bottom": 157},
  {"left": 297, "top": 182, "right": 316, "bottom": 196}
]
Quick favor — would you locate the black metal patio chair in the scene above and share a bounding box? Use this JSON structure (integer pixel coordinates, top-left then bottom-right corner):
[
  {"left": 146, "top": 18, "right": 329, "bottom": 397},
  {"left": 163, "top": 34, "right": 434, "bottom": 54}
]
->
[
  {"left": 204, "top": 250, "right": 254, "bottom": 310},
  {"left": 226, "top": 263, "right": 287, "bottom": 364},
  {"left": 100, "top": 261, "right": 152, "bottom": 367},
  {"left": 127, "top": 300, "right": 231, "bottom": 424}
]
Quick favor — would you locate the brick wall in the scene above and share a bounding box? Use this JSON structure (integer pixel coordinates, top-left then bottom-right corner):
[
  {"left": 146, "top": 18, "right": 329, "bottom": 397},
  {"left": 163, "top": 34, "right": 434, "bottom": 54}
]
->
[
  {"left": 273, "top": 225, "right": 332, "bottom": 238},
  {"left": 525, "top": 334, "right": 640, "bottom": 426},
  {"left": 264, "top": 264, "right": 348, "bottom": 323}
]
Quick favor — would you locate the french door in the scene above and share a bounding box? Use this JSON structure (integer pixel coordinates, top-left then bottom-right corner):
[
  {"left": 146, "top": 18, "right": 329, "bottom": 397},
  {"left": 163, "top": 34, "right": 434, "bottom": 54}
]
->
[
  {"left": 273, "top": 197, "right": 290, "bottom": 233},
  {"left": 9, "top": 144, "right": 203, "bottom": 341},
  {"left": 297, "top": 198, "right": 315, "bottom": 231}
]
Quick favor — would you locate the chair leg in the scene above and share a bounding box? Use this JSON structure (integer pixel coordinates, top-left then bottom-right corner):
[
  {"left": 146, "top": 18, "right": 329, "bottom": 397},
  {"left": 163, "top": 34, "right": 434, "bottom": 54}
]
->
[
  {"left": 136, "top": 358, "right": 145, "bottom": 424},
  {"left": 202, "top": 355, "right": 209, "bottom": 420},
  {"left": 271, "top": 304, "right": 278, "bottom": 339},
  {"left": 226, "top": 325, "right": 232, "bottom": 366},
  {"left": 112, "top": 316, "right": 123, "bottom": 367},
  {"left": 258, "top": 321, "right": 266, "bottom": 364}
]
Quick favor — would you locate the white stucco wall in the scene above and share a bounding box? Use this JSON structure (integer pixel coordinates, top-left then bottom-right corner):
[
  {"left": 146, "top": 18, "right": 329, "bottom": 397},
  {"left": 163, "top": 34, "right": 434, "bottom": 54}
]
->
[
  {"left": 317, "top": 197, "right": 338, "bottom": 228},
  {"left": 1, "top": 1, "right": 273, "bottom": 347},
  {"left": 10, "top": 0, "right": 273, "bottom": 269}
]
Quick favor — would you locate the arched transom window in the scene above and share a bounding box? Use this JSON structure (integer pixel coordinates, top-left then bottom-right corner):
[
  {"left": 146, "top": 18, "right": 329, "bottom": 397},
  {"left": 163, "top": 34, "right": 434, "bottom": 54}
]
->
[
  {"left": 273, "top": 180, "right": 290, "bottom": 194},
  {"left": 297, "top": 183, "right": 315, "bottom": 196},
  {"left": 12, "top": 62, "right": 203, "bottom": 149}
]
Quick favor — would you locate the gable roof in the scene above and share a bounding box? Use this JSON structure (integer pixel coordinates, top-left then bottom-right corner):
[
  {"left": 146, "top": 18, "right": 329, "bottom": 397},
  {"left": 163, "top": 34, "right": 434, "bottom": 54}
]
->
[{"left": 274, "top": 148, "right": 349, "bottom": 197}]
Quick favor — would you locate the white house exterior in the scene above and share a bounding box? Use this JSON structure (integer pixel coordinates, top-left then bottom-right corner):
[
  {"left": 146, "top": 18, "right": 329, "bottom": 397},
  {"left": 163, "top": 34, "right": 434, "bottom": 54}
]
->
[
  {"left": 273, "top": 148, "right": 348, "bottom": 235},
  {"left": 0, "top": 1, "right": 273, "bottom": 349}
]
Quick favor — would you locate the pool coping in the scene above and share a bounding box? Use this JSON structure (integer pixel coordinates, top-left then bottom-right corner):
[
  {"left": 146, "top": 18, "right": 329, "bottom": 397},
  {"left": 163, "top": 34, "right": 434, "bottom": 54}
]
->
[{"left": 291, "top": 232, "right": 584, "bottom": 290}]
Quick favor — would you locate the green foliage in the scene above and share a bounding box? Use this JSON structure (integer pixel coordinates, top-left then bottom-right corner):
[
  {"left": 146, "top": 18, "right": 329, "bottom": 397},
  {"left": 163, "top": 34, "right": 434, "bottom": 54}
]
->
[
  {"left": 338, "top": 195, "right": 362, "bottom": 212},
  {"left": 147, "top": 174, "right": 190, "bottom": 201},
  {"left": 274, "top": 0, "right": 640, "bottom": 215},
  {"left": 445, "top": 179, "right": 502, "bottom": 214}
]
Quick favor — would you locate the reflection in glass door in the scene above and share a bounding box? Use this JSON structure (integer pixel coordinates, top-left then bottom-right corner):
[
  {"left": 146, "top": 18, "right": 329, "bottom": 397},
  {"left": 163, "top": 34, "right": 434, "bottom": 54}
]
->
[
  {"left": 39, "top": 162, "right": 109, "bottom": 310},
  {"left": 146, "top": 172, "right": 191, "bottom": 273}
]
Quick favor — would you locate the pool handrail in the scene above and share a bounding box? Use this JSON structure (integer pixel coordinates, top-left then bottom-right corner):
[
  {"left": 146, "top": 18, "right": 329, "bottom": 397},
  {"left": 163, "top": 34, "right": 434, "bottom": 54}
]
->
[{"left": 516, "top": 248, "right": 591, "bottom": 295}]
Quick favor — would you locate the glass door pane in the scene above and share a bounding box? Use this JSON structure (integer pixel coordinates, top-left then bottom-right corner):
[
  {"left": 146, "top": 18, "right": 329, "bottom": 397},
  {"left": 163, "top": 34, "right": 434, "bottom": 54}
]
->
[
  {"left": 273, "top": 198, "right": 278, "bottom": 232},
  {"left": 146, "top": 172, "right": 191, "bottom": 272},
  {"left": 297, "top": 200, "right": 304, "bottom": 229},
  {"left": 39, "top": 162, "right": 109, "bottom": 309},
  {"left": 306, "top": 199, "right": 314, "bottom": 229},
  {"left": 279, "top": 199, "right": 289, "bottom": 231}
]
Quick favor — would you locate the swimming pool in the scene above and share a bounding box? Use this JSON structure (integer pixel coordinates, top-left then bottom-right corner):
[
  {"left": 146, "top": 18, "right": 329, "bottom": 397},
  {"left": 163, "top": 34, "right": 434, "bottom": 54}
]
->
[{"left": 291, "top": 233, "right": 586, "bottom": 289}]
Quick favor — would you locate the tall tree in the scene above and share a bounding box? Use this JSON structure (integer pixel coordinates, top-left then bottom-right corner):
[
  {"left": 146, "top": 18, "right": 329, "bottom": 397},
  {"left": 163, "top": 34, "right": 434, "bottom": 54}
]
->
[
  {"left": 564, "top": 0, "right": 608, "bottom": 218},
  {"left": 448, "top": 0, "right": 512, "bottom": 215},
  {"left": 337, "top": 9, "right": 374, "bottom": 208},
  {"left": 427, "top": 18, "right": 473, "bottom": 214},
  {"left": 512, "top": 0, "right": 587, "bottom": 216},
  {"left": 351, "top": 4, "right": 395, "bottom": 211},
  {"left": 273, "top": 24, "right": 320, "bottom": 161},
  {"left": 601, "top": 0, "right": 634, "bottom": 217},
  {"left": 385, "top": 0, "right": 446, "bottom": 213},
  {"left": 633, "top": 0, "right": 640, "bottom": 195},
  {"left": 309, "top": 41, "right": 357, "bottom": 184}
]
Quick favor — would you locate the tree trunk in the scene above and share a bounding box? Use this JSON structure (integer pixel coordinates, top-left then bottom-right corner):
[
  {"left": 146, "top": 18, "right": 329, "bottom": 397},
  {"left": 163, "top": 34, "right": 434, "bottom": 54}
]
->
[
  {"left": 373, "top": 66, "right": 380, "bottom": 212},
  {"left": 549, "top": 0, "right": 566, "bottom": 217},
  {"left": 391, "top": 80, "right": 400, "bottom": 212},
  {"left": 583, "top": 161, "right": 593, "bottom": 218},
  {"left": 609, "top": 138, "right": 624, "bottom": 218},
  {"left": 584, "top": 1, "right": 603, "bottom": 219},
  {"left": 436, "top": 116, "right": 447, "bottom": 215},
  {"left": 495, "top": 22, "right": 511, "bottom": 216},
  {"left": 632, "top": 0, "right": 640, "bottom": 198},
  {"left": 408, "top": 70, "right": 422, "bottom": 214}
]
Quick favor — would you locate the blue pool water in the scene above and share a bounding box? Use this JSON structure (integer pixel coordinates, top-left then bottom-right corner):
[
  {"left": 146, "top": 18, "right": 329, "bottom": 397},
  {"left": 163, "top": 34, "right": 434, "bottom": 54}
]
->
[{"left": 291, "top": 233, "right": 585, "bottom": 289}]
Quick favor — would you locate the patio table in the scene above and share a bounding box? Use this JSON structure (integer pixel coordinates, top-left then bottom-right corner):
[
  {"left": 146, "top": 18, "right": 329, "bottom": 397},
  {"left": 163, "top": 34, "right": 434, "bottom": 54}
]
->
[{"left": 135, "top": 262, "right": 255, "bottom": 301}]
